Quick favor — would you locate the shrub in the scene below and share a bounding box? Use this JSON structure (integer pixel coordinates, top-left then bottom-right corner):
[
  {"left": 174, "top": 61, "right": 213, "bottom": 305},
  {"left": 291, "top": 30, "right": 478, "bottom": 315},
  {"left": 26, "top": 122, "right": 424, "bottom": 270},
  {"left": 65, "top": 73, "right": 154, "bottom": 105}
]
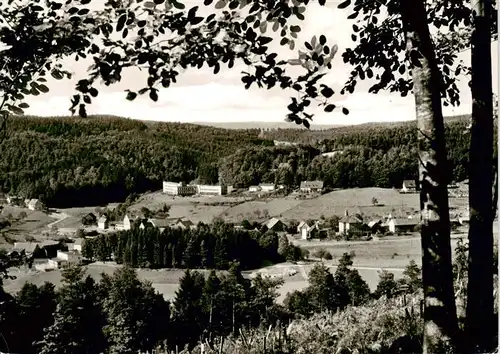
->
[{"left": 312, "top": 248, "right": 332, "bottom": 260}]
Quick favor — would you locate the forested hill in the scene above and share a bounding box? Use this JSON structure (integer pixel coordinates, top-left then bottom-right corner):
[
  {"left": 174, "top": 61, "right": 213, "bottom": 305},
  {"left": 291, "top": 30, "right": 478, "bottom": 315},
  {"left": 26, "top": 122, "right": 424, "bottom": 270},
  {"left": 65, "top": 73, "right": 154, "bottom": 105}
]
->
[
  {"left": 258, "top": 114, "right": 471, "bottom": 145},
  {"left": 0, "top": 114, "right": 492, "bottom": 208},
  {"left": 0, "top": 116, "right": 271, "bottom": 207}
]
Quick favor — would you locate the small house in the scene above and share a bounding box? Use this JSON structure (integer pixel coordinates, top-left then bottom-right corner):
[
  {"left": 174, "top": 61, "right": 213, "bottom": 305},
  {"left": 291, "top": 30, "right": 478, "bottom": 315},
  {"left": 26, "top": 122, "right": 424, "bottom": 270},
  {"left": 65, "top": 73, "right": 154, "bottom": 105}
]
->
[
  {"left": 97, "top": 216, "right": 109, "bottom": 230},
  {"left": 123, "top": 215, "right": 134, "bottom": 230},
  {"left": 27, "top": 199, "right": 43, "bottom": 211},
  {"left": 367, "top": 219, "right": 384, "bottom": 233},
  {"left": 175, "top": 219, "right": 195, "bottom": 230},
  {"left": 299, "top": 180, "right": 324, "bottom": 194},
  {"left": 297, "top": 220, "right": 319, "bottom": 240},
  {"left": 259, "top": 183, "right": 276, "bottom": 192},
  {"left": 249, "top": 185, "right": 261, "bottom": 193},
  {"left": 68, "top": 238, "right": 83, "bottom": 252},
  {"left": 6, "top": 196, "right": 22, "bottom": 206},
  {"left": 265, "top": 217, "right": 285, "bottom": 232},
  {"left": 338, "top": 210, "right": 364, "bottom": 235},
  {"left": 401, "top": 180, "right": 418, "bottom": 193},
  {"left": 388, "top": 218, "right": 419, "bottom": 234}
]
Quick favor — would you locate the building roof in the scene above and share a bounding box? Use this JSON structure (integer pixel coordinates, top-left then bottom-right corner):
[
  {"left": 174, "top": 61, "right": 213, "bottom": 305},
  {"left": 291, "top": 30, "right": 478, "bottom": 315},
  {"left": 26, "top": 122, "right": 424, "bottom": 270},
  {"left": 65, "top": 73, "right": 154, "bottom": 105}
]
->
[
  {"left": 298, "top": 220, "right": 317, "bottom": 229},
  {"left": 176, "top": 219, "right": 194, "bottom": 227},
  {"left": 12, "top": 242, "right": 40, "bottom": 253},
  {"left": 266, "top": 217, "right": 283, "bottom": 229},
  {"left": 391, "top": 218, "right": 419, "bottom": 226},
  {"left": 259, "top": 183, "right": 275, "bottom": 187},
  {"left": 300, "top": 180, "right": 324, "bottom": 189},
  {"left": 149, "top": 218, "right": 172, "bottom": 228},
  {"left": 98, "top": 216, "right": 108, "bottom": 223},
  {"left": 367, "top": 220, "right": 382, "bottom": 228},
  {"left": 339, "top": 215, "right": 363, "bottom": 224}
]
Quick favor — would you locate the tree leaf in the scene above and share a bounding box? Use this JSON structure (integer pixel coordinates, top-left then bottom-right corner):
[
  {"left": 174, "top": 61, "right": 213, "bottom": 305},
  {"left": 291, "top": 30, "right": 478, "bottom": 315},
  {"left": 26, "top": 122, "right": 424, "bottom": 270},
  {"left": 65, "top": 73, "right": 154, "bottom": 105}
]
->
[
  {"left": 78, "top": 104, "right": 87, "bottom": 118},
  {"left": 204, "top": 0, "right": 213, "bottom": 4},
  {"left": 321, "top": 87, "right": 334, "bottom": 98},
  {"left": 338, "top": 0, "right": 351, "bottom": 9},
  {"left": 149, "top": 90, "right": 158, "bottom": 102},
  {"left": 290, "top": 25, "right": 301, "bottom": 32},
  {"left": 8, "top": 105, "right": 23, "bottom": 115},
  {"left": 188, "top": 5, "right": 198, "bottom": 18},
  {"left": 324, "top": 104, "right": 336, "bottom": 112},
  {"left": 190, "top": 17, "right": 204, "bottom": 25},
  {"left": 18, "top": 102, "right": 29, "bottom": 109},
  {"left": 172, "top": 0, "right": 185, "bottom": 9},
  {"left": 342, "top": 107, "right": 349, "bottom": 115},
  {"left": 319, "top": 35, "right": 326, "bottom": 45},
  {"left": 126, "top": 91, "right": 137, "bottom": 101},
  {"left": 144, "top": 1, "right": 156, "bottom": 8},
  {"left": 215, "top": 0, "right": 226, "bottom": 9}
]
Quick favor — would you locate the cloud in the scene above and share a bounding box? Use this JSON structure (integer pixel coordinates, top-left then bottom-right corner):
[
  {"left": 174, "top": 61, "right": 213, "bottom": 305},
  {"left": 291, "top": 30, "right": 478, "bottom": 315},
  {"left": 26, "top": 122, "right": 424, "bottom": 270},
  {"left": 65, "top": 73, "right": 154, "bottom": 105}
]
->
[{"left": 22, "top": 3, "right": 498, "bottom": 126}]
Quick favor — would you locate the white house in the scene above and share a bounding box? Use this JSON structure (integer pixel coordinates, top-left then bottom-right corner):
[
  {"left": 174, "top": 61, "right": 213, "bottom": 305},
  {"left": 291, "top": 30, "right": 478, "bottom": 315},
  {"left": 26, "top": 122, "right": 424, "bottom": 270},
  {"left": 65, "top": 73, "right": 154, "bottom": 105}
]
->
[
  {"left": 123, "top": 215, "right": 133, "bottom": 230},
  {"left": 387, "top": 218, "right": 419, "bottom": 233},
  {"left": 338, "top": 210, "right": 364, "bottom": 235},
  {"left": 27, "top": 198, "right": 43, "bottom": 211},
  {"left": 299, "top": 180, "right": 324, "bottom": 193},
  {"left": 163, "top": 181, "right": 197, "bottom": 196},
  {"left": 401, "top": 180, "right": 417, "bottom": 193},
  {"left": 249, "top": 185, "right": 261, "bottom": 192},
  {"left": 297, "top": 220, "right": 319, "bottom": 240},
  {"left": 259, "top": 183, "right": 276, "bottom": 192},
  {"left": 97, "top": 216, "right": 109, "bottom": 230}
]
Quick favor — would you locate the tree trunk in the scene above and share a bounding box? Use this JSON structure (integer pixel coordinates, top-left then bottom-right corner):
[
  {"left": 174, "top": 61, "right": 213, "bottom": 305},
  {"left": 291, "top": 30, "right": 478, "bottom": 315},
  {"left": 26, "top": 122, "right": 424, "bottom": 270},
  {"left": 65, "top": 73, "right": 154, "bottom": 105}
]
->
[
  {"left": 466, "top": 0, "right": 495, "bottom": 352},
  {"left": 399, "top": 0, "right": 459, "bottom": 352}
]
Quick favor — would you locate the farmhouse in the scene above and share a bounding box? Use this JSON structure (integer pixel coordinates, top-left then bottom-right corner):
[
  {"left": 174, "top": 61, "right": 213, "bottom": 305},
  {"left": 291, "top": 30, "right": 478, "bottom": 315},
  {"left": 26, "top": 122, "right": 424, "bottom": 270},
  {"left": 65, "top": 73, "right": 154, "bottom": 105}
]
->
[
  {"left": 338, "top": 211, "right": 364, "bottom": 235},
  {"left": 68, "top": 238, "right": 83, "bottom": 252},
  {"left": 174, "top": 219, "right": 195, "bottom": 230},
  {"left": 97, "top": 216, "right": 109, "bottom": 230},
  {"left": 12, "top": 240, "right": 61, "bottom": 258},
  {"left": 297, "top": 220, "right": 319, "bottom": 240},
  {"left": 265, "top": 217, "right": 285, "bottom": 232},
  {"left": 196, "top": 184, "right": 227, "bottom": 196},
  {"left": 248, "top": 185, "right": 261, "bottom": 192},
  {"left": 388, "top": 218, "right": 419, "bottom": 234},
  {"left": 400, "top": 180, "right": 418, "bottom": 193},
  {"left": 299, "top": 180, "right": 324, "bottom": 193},
  {"left": 123, "top": 215, "right": 134, "bottom": 230},
  {"left": 259, "top": 183, "right": 276, "bottom": 192},
  {"left": 27, "top": 198, "right": 43, "bottom": 211},
  {"left": 56, "top": 250, "right": 83, "bottom": 264},
  {"left": 141, "top": 218, "right": 177, "bottom": 231}
]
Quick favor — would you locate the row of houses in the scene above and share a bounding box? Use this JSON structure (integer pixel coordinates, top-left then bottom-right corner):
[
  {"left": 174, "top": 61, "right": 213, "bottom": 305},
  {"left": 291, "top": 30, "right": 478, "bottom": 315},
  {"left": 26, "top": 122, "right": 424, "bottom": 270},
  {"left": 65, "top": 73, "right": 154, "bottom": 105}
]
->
[
  {"left": 248, "top": 181, "right": 325, "bottom": 194},
  {"left": 3, "top": 196, "right": 44, "bottom": 210},
  {"left": 96, "top": 214, "right": 196, "bottom": 232},
  {"left": 10, "top": 239, "right": 83, "bottom": 271},
  {"left": 163, "top": 181, "right": 230, "bottom": 196}
]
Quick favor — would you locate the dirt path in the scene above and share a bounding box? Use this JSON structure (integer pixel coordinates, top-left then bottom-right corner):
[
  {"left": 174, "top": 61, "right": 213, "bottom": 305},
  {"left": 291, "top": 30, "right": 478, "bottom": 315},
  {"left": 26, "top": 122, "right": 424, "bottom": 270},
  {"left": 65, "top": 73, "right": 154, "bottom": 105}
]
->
[{"left": 46, "top": 211, "right": 70, "bottom": 229}]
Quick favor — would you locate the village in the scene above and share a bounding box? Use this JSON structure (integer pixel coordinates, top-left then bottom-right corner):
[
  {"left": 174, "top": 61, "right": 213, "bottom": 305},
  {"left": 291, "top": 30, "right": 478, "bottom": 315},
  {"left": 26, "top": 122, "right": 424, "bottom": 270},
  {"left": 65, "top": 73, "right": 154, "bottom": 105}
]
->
[{"left": 0, "top": 177, "right": 472, "bottom": 276}]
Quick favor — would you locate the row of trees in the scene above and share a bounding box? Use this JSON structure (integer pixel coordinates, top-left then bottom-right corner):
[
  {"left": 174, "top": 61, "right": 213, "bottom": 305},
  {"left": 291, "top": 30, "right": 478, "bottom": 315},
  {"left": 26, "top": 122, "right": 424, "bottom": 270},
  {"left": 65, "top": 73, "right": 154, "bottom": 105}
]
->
[
  {"left": 81, "top": 221, "right": 304, "bottom": 270},
  {"left": 0, "top": 115, "right": 485, "bottom": 207},
  {"left": 0, "top": 251, "right": 424, "bottom": 354}
]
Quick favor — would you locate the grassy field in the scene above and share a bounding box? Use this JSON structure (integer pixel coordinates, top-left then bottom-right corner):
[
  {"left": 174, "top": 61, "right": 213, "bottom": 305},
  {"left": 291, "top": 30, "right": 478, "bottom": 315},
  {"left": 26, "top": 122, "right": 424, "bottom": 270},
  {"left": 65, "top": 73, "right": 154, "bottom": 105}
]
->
[
  {"left": 127, "top": 187, "right": 465, "bottom": 224},
  {"left": 0, "top": 206, "right": 56, "bottom": 246}
]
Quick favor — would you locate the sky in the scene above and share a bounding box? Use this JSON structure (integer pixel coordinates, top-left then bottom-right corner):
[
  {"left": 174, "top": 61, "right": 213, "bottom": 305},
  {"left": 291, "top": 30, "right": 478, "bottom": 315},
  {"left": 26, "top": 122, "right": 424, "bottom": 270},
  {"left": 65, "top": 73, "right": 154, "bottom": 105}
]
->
[{"left": 23, "top": 0, "right": 499, "bottom": 125}]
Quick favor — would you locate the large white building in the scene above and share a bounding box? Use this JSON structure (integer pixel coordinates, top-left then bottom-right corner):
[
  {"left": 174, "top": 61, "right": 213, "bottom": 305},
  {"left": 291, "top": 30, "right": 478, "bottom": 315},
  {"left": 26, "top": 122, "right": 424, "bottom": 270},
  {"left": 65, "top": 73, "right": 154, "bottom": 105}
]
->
[
  {"left": 196, "top": 184, "right": 227, "bottom": 196},
  {"left": 163, "top": 181, "right": 197, "bottom": 196}
]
